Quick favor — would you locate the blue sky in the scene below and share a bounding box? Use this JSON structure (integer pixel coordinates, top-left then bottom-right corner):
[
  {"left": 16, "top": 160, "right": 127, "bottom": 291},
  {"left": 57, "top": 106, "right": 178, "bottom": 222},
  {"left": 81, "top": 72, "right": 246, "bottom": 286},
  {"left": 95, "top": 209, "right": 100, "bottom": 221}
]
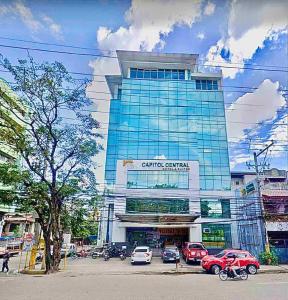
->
[{"left": 0, "top": 0, "right": 287, "bottom": 184}]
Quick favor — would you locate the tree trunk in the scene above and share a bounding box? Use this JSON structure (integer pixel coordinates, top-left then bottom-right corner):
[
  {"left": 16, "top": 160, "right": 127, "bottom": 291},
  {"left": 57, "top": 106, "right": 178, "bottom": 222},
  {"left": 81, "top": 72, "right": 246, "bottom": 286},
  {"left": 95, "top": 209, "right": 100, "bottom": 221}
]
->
[
  {"left": 42, "top": 228, "right": 52, "bottom": 274},
  {"left": 51, "top": 203, "right": 63, "bottom": 272}
]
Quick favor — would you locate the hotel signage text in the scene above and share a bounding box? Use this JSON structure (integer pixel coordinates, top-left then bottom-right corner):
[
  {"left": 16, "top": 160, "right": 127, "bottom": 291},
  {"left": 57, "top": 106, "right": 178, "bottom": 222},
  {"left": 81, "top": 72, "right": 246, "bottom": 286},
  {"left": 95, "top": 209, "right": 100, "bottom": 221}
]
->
[{"left": 141, "top": 161, "right": 190, "bottom": 171}]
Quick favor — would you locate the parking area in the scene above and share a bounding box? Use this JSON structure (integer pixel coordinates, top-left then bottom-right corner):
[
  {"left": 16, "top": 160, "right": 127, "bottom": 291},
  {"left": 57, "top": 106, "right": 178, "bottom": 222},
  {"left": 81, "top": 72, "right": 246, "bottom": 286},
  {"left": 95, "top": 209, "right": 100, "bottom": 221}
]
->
[{"left": 64, "top": 256, "right": 202, "bottom": 276}]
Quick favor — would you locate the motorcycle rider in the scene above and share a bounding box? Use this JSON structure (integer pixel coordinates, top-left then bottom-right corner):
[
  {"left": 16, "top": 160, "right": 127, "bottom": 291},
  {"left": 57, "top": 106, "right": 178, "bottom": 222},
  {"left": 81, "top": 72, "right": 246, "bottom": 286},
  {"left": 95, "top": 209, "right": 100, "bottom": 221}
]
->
[{"left": 229, "top": 254, "right": 241, "bottom": 277}]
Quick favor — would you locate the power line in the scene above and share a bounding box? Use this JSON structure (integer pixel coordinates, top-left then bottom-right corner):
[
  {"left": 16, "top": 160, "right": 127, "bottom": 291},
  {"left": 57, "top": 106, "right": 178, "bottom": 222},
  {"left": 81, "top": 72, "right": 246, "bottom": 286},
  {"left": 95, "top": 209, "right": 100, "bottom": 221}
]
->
[
  {"left": 1, "top": 43, "right": 288, "bottom": 73},
  {"left": 0, "top": 35, "right": 288, "bottom": 71}
]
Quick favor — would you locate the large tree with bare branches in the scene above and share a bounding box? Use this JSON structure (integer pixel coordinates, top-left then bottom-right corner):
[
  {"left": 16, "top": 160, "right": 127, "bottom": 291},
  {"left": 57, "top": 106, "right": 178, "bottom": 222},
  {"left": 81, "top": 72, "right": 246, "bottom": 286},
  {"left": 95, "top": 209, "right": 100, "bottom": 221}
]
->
[{"left": 0, "top": 56, "right": 102, "bottom": 273}]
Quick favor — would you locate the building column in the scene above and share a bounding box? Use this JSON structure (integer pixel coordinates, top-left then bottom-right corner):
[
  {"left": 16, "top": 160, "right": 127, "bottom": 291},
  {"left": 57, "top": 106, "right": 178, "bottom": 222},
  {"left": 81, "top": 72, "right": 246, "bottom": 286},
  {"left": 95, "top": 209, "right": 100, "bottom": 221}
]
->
[
  {"left": 112, "top": 222, "right": 126, "bottom": 243},
  {"left": 189, "top": 224, "right": 202, "bottom": 242}
]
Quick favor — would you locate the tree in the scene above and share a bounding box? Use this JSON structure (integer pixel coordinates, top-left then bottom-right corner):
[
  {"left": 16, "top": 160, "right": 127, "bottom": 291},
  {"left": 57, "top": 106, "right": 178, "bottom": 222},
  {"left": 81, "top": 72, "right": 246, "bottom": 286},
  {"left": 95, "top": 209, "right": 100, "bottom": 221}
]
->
[
  {"left": 61, "top": 195, "right": 102, "bottom": 239},
  {"left": 0, "top": 56, "right": 102, "bottom": 273}
]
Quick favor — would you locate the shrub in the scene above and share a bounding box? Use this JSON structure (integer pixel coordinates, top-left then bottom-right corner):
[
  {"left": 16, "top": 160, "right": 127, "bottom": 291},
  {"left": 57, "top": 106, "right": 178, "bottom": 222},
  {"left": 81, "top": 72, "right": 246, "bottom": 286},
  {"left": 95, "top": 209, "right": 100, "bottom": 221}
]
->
[{"left": 259, "top": 250, "right": 279, "bottom": 265}]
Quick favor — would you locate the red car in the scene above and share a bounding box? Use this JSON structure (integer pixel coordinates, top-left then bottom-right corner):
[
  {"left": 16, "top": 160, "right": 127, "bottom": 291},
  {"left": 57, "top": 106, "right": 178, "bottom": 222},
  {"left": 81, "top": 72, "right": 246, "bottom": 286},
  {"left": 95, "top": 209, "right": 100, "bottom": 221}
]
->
[
  {"left": 182, "top": 242, "right": 208, "bottom": 264},
  {"left": 201, "top": 249, "right": 260, "bottom": 275}
]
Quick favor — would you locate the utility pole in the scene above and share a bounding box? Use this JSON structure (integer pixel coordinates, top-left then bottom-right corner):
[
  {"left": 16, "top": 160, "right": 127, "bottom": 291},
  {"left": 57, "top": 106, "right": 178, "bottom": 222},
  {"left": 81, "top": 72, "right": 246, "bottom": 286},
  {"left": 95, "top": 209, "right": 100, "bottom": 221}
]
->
[{"left": 247, "top": 141, "right": 273, "bottom": 253}]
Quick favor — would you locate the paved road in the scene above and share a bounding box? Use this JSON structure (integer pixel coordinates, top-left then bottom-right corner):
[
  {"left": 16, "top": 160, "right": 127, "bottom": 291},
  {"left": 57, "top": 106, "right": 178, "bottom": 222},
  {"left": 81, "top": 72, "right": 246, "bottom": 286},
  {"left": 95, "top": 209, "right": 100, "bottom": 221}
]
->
[
  {"left": 1, "top": 258, "right": 288, "bottom": 300},
  {"left": 1, "top": 272, "right": 288, "bottom": 300}
]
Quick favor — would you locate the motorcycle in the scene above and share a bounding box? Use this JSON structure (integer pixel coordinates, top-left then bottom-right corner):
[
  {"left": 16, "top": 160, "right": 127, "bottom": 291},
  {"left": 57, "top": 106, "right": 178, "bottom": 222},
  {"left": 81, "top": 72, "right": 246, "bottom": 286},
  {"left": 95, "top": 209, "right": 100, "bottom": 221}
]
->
[
  {"left": 103, "top": 249, "right": 110, "bottom": 261},
  {"left": 103, "top": 244, "right": 127, "bottom": 261},
  {"left": 119, "top": 249, "right": 127, "bottom": 261},
  {"left": 91, "top": 249, "right": 103, "bottom": 259},
  {"left": 219, "top": 265, "right": 248, "bottom": 281}
]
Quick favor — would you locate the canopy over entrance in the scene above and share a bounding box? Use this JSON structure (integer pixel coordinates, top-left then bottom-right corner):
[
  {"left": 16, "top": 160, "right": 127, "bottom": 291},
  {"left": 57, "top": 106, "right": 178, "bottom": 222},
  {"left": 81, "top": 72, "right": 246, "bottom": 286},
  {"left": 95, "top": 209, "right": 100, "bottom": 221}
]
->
[{"left": 116, "top": 213, "right": 200, "bottom": 224}]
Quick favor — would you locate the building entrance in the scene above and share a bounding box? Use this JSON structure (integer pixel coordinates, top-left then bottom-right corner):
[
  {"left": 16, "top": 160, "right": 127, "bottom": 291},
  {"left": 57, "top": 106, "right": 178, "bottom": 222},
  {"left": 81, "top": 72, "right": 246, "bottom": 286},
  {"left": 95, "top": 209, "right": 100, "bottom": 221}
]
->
[{"left": 126, "top": 227, "right": 189, "bottom": 250}]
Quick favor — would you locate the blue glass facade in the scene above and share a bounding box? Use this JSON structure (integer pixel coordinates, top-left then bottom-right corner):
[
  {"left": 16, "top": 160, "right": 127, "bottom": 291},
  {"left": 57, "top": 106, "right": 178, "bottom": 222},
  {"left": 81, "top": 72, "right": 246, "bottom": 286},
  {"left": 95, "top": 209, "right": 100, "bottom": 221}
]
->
[{"left": 105, "top": 72, "right": 231, "bottom": 191}]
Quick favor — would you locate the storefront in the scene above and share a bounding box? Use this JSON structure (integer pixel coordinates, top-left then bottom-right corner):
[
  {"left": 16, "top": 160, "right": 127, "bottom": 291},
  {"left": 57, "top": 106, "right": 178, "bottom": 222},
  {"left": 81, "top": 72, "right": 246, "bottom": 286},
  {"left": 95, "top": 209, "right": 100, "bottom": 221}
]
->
[
  {"left": 201, "top": 224, "right": 232, "bottom": 251},
  {"left": 126, "top": 227, "right": 189, "bottom": 249}
]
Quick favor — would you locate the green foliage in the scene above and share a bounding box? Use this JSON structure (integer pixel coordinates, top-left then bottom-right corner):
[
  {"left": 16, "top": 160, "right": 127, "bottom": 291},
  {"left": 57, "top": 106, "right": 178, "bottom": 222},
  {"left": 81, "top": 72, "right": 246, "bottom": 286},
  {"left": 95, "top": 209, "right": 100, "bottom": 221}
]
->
[
  {"left": 61, "top": 196, "right": 101, "bottom": 239},
  {"left": 0, "top": 55, "right": 103, "bottom": 272},
  {"left": 259, "top": 250, "right": 279, "bottom": 265}
]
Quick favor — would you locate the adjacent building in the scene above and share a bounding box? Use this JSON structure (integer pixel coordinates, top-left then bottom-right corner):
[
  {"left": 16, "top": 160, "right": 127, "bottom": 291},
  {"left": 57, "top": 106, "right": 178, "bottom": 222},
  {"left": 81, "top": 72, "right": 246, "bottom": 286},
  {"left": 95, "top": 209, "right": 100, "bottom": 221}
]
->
[
  {"left": 0, "top": 78, "right": 23, "bottom": 221},
  {"left": 233, "top": 169, "right": 288, "bottom": 262},
  {"left": 98, "top": 50, "right": 238, "bottom": 252}
]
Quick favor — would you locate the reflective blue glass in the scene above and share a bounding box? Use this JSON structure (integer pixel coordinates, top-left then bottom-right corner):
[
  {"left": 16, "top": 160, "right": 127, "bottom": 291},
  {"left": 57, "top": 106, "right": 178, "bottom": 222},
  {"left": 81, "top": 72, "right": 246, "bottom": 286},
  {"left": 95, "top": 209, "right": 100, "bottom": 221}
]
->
[
  {"left": 158, "top": 69, "right": 164, "bottom": 79},
  {"left": 127, "top": 170, "right": 189, "bottom": 189},
  {"left": 130, "top": 68, "right": 137, "bottom": 78},
  {"left": 105, "top": 75, "right": 231, "bottom": 191},
  {"left": 137, "top": 69, "right": 144, "bottom": 78}
]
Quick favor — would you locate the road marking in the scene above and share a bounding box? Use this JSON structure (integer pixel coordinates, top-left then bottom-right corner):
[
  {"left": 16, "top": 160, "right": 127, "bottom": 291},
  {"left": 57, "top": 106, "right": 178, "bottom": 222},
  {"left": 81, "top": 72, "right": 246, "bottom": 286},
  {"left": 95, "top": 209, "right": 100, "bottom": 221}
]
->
[{"left": 257, "top": 282, "right": 288, "bottom": 285}]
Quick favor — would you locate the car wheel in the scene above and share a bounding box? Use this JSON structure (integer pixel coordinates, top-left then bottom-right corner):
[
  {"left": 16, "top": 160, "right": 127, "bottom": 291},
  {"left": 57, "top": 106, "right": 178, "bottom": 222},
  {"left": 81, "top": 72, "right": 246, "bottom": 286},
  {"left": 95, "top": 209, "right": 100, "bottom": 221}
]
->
[
  {"left": 131, "top": 262, "right": 135, "bottom": 265},
  {"left": 247, "top": 264, "right": 257, "bottom": 275},
  {"left": 211, "top": 265, "right": 221, "bottom": 275}
]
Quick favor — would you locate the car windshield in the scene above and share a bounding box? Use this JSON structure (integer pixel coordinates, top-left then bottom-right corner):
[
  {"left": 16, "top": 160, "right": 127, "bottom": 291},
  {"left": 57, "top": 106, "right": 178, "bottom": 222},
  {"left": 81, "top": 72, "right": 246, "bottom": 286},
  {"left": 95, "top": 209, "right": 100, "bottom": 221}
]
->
[
  {"left": 189, "top": 244, "right": 203, "bottom": 249},
  {"left": 135, "top": 248, "right": 148, "bottom": 253},
  {"left": 165, "top": 247, "right": 177, "bottom": 251},
  {"left": 214, "top": 251, "right": 226, "bottom": 258}
]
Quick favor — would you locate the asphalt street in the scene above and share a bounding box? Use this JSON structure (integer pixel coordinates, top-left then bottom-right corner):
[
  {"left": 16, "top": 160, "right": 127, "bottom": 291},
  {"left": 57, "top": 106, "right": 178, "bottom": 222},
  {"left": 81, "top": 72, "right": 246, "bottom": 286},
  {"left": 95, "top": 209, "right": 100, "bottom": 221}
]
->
[{"left": 0, "top": 257, "right": 288, "bottom": 300}]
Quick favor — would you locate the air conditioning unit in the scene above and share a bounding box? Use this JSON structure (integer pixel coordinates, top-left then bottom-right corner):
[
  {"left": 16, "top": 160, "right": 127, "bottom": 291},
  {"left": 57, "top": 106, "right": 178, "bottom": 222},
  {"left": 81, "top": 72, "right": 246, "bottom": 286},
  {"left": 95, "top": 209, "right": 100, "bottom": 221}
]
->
[{"left": 203, "top": 228, "right": 211, "bottom": 234}]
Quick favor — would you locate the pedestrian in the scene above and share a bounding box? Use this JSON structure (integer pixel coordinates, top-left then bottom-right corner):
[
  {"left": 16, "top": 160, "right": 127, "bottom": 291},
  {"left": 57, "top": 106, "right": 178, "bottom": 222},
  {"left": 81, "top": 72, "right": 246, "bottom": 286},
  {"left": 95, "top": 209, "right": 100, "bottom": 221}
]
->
[{"left": 2, "top": 249, "right": 10, "bottom": 273}]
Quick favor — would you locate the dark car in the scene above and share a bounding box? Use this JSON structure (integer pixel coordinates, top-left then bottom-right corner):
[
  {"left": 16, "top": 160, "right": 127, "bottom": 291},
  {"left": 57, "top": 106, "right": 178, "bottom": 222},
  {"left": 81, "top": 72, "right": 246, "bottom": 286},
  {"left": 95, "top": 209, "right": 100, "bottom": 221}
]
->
[{"left": 161, "top": 246, "right": 180, "bottom": 263}]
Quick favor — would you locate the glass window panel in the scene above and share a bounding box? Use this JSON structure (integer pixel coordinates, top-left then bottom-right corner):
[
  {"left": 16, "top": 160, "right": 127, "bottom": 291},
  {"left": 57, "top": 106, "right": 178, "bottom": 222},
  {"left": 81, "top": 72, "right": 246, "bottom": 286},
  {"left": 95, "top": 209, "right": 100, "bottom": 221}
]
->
[
  {"left": 207, "top": 80, "right": 212, "bottom": 90},
  {"left": 130, "top": 68, "right": 137, "bottom": 78},
  {"left": 126, "top": 170, "right": 189, "bottom": 189},
  {"left": 158, "top": 69, "right": 164, "bottom": 79},
  {"left": 126, "top": 198, "right": 189, "bottom": 214},
  {"left": 212, "top": 80, "right": 218, "bottom": 90},
  {"left": 201, "top": 80, "right": 207, "bottom": 90},
  {"left": 144, "top": 70, "right": 151, "bottom": 79},
  {"left": 164, "top": 69, "right": 172, "bottom": 79},
  {"left": 172, "top": 70, "right": 179, "bottom": 79},
  {"left": 151, "top": 70, "right": 157, "bottom": 79},
  {"left": 179, "top": 70, "right": 185, "bottom": 80},
  {"left": 196, "top": 80, "right": 201, "bottom": 90},
  {"left": 137, "top": 69, "right": 144, "bottom": 78}
]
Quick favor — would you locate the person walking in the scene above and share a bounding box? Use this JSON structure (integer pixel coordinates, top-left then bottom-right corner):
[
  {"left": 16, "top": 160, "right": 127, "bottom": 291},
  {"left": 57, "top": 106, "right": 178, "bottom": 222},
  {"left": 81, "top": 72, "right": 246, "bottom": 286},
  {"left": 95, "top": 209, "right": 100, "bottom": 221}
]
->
[{"left": 2, "top": 250, "right": 10, "bottom": 273}]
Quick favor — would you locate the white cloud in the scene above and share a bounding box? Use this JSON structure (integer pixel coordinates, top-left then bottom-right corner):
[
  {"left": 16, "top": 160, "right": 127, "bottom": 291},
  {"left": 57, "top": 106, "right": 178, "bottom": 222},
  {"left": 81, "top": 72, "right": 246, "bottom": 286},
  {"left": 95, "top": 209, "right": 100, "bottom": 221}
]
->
[
  {"left": 266, "top": 114, "right": 288, "bottom": 156},
  {"left": 0, "top": 1, "right": 62, "bottom": 39},
  {"left": 229, "top": 153, "right": 251, "bottom": 169},
  {"left": 204, "top": 1, "right": 215, "bottom": 16},
  {"left": 97, "top": 0, "right": 202, "bottom": 51},
  {"left": 197, "top": 32, "right": 205, "bottom": 40},
  {"left": 42, "top": 15, "right": 63, "bottom": 40},
  {"left": 226, "top": 79, "right": 286, "bottom": 140},
  {"left": 206, "top": 0, "right": 288, "bottom": 78},
  {"left": 89, "top": 0, "right": 204, "bottom": 187},
  {"left": 14, "top": 0, "right": 42, "bottom": 32}
]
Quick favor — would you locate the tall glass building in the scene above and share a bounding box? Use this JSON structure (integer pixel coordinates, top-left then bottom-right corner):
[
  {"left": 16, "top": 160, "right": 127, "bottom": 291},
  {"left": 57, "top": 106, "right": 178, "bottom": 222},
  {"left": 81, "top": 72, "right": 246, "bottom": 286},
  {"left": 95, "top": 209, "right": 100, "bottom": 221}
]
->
[{"left": 99, "top": 51, "right": 238, "bottom": 252}]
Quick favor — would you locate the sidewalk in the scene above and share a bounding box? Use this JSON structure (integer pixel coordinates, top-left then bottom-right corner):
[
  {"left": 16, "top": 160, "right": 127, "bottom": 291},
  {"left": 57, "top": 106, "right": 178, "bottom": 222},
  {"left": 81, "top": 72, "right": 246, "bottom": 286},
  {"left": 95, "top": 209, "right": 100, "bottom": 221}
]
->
[{"left": 2, "top": 256, "right": 288, "bottom": 277}]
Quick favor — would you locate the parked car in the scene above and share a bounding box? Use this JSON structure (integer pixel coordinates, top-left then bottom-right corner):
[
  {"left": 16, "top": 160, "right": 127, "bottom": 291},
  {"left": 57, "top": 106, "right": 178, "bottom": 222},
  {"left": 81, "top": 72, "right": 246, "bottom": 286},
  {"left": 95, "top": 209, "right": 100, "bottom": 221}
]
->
[
  {"left": 201, "top": 249, "right": 260, "bottom": 275},
  {"left": 161, "top": 246, "right": 180, "bottom": 263},
  {"left": 131, "top": 246, "right": 152, "bottom": 264},
  {"left": 182, "top": 242, "right": 208, "bottom": 264}
]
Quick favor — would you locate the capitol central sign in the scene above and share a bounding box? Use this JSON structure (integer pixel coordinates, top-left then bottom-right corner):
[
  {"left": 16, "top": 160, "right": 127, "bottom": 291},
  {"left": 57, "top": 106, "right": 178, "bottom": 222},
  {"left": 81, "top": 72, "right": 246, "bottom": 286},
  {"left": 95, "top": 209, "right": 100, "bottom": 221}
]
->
[{"left": 141, "top": 161, "right": 190, "bottom": 171}]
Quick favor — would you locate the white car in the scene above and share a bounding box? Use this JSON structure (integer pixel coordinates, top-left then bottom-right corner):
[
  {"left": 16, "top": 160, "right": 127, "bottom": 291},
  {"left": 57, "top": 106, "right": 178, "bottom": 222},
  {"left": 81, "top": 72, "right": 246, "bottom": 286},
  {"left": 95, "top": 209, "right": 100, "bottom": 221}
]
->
[{"left": 131, "top": 246, "right": 152, "bottom": 264}]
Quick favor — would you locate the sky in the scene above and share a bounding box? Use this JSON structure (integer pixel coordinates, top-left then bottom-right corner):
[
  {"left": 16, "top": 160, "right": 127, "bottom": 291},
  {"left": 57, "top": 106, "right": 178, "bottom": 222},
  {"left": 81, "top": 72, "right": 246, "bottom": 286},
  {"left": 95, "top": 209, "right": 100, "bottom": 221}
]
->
[{"left": 0, "top": 0, "right": 287, "bottom": 187}]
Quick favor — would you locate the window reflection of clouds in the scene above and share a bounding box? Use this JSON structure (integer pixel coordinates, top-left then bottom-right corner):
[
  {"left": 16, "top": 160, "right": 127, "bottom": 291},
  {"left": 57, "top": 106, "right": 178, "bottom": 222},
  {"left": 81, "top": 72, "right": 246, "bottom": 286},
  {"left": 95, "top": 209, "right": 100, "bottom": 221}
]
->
[{"left": 106, "top": 77, "right": 231, "bottom": 190}]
